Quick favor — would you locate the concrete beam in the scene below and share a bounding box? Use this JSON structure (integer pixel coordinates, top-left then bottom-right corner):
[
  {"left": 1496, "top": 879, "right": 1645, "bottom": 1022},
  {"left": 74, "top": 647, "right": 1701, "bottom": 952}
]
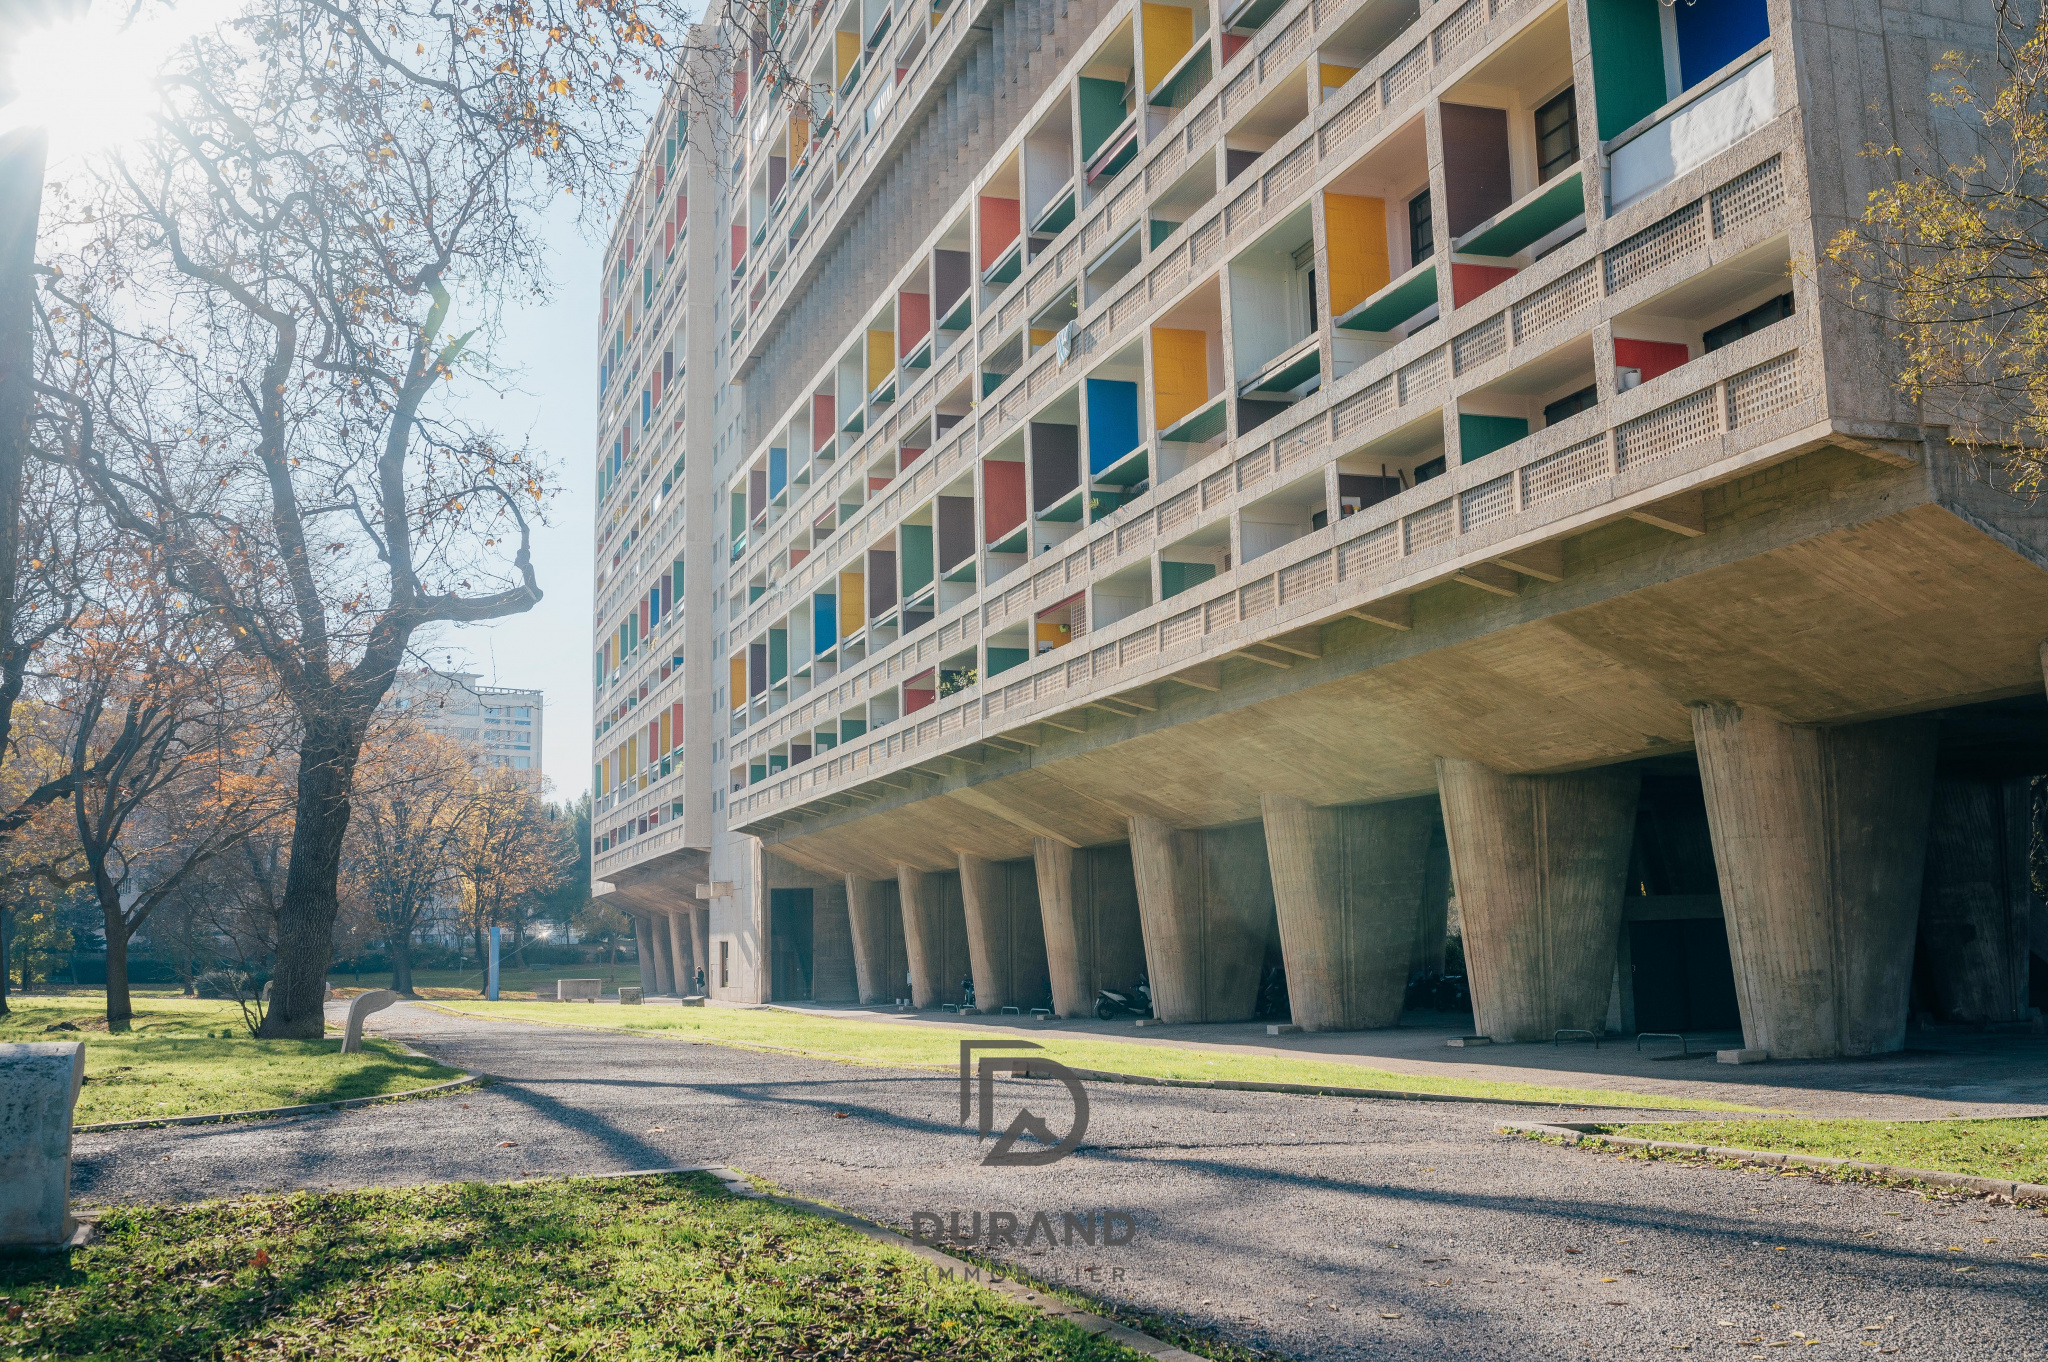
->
[
  {"left": 1261, "top": 794, "right": 1436, "bottom": 1030},
  {"left": 1437, "top": 759, "right": 1640, "bottom": 1042},
  {"left": 1692, "top": 704, "right": 1939, "bottom": 1058},
  {"left": 1494, "top": 541, "right": 1565, "bottom": 582},
  {"left": 1452, "top": 562, "right": 1522, "bottom": 596},
  {"left": 957, "top": 852, "right": 1052, "bottom": 1013},
  {"left": 1127, "top": 816, "right": 1274, "bottom": 1023}
]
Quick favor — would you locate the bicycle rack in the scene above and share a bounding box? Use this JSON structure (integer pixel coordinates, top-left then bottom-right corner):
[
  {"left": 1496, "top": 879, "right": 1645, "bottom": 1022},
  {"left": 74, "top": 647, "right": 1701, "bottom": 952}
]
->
[{"left": 1552, "top": 1029, "right": 1600, "bottom": 1048}]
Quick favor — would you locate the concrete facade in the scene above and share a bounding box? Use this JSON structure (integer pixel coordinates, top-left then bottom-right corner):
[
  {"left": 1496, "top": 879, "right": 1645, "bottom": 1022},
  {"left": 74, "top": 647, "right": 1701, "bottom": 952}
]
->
[{"left": 591, "top": 0, "right": 2048, "bottom": 1055}]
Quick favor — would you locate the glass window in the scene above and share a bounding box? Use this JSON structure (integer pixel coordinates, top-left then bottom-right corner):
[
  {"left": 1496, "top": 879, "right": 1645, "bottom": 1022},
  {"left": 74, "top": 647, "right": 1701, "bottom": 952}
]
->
[
  {"left": 1535, "top": 88, "right": 1578, "bottom": 183},
  {"left": 1703, "top": 292, "right": 1794, "bottom": 353},
  {"left": 1408, "top": 190, "right": 1434, "bottom": 265}
]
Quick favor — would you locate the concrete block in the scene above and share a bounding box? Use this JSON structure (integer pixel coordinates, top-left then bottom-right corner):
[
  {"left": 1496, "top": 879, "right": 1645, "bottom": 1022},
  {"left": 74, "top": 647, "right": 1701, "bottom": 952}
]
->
[
  {"left": 680, "top": 995, "right": 706, "bottom": 1007},
  {"left": 1134, "top": 1018, "right": 1164, "bottom": 1027},
  {"left": 555, "top": 978, "right": 603, "bottom": 1002},
  {"left": 0, "top": 1042, "right": 86, "bottom": 1246},
  {"left": 618, "top": 987, "right": 644, "bottom": 1005},
  {"left": 1267, "top": 1023, "right": 1303, "bottom": 1035},
  {"left": 1717, "top": 1048, "right": 1769, "bottom": 1064},
  {"left": 341, "top": 990, "right": 399, "bottom": 1054},
  {"left": 1446, "top": 1036, "right": 1492, "bottom": 1047}
]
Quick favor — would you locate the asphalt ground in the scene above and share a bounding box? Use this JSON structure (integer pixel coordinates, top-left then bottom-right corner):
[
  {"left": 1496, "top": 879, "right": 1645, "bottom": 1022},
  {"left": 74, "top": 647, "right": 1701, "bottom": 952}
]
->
[{"left": 71, "top": 1003, "right": 2048, "bottom": 1360}]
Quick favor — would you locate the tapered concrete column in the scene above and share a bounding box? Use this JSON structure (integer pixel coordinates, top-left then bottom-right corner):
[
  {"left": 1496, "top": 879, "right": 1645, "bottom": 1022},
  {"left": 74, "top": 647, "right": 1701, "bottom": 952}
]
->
[
  {"left": 646, "top": 913, "right": 675, "bottom": 995},
  {"left": 1919, "top": 778, "right": 2032, "bottom": 1024},
  {"left": 1260, "top": 794, "right": 1436, "bottom": 1031},
  {"left": 633, "top": 914, "right": 658, "bottom": 995},
  {"left": 846, "top": 875, "right": 894, "bottom": 1002},
  {"left": 1128, "top": 817, "right": 1273, "bottom": 1023},
  {"left": 675, "top": 909, "right": 700, "bottom": 995},
  {"left": 1436, "top": 759, "right": 1640, "bottom": 1042},
  {"left": 1692, "top": 704, "right": 1939, "bottom": 1058},
  {"left": 958, "top": 853, "right": 1052, "bottom": 1013},
  {"left": 1033, "top": 839, "right": 1147, "bottom": 1017},
  {"left": 692, "top": 907, "right": 710, "bottom": 991},
  {"left": 896, "top": 865, "right": 968, "bottom": 1008}
]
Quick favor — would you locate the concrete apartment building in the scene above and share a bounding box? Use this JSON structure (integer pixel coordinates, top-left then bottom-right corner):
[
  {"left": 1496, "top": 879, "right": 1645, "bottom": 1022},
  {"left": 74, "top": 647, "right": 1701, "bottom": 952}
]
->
[
  {"left": 591, "top": 0, "right": 2048, "bottom": 1058},
  {"left": 388, "top": 669, "right": 546, "bottom": 779}
]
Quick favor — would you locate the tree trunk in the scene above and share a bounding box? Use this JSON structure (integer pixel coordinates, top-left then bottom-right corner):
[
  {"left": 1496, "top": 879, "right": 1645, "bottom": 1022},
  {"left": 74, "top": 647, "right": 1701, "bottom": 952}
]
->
[
  {"left": 259, "top": 726, "right": 363, "bottom": 1038},
  {"left": 102, "top": 915, "right": 132, "bottom": 1029},
  {"left": 391, "top": 935, "right": 414, "bottom": 996},
  {"left": 0, "top": 905, "right": 11, "bottom": 1016}
]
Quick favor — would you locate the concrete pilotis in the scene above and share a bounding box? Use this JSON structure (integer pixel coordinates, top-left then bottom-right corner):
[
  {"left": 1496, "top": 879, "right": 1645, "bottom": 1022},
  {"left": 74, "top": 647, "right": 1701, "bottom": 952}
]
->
[
  {"left": 897, "top": 865, "right": 969, "bottom": 1008},
  {"left": 957, "top": 853, "right": 1052, "bottom": 1013},
  {"left": 1919, "top": 777, "right": 2033, "bottom": 1024},
  {"left": 846, "top": 875, "right": 894, "bottom": 1002},
  {"left": 693, "top": 907, "right": 711, "bottom": 990},
  {"left": 667, "top": 911, "right": 691, "bottom": 996},
  {"left": 1127, "top": 817, "right": 1274, "bottom": 1023},
  {"left": 1260, "top": 794, "right": 1436, "bottom": 1031},
  {"left": 1691, "top": 704, "right": 1939, "bottom": 1058},
  {"left": 1032, "top": 839, "right": 1147, "bottom": 1016},
  {"left": 646, "top": 912, "right": 675, "bottom": 995},
  {"left": 634, "top": 917, "right": 658, "bottom": 996},
  {"left": 1436, "top": 759, "right": 1641, "bottom": 1043}
]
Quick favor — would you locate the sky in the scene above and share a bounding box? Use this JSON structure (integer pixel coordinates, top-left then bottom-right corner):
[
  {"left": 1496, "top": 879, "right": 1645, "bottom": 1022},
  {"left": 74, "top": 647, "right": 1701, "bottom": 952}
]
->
[
  {"left": 7, "top": 1, "right": 611, "bottom": 801},
  {"left": 428, "top": 208, "right": 602, "bottom": 803}
]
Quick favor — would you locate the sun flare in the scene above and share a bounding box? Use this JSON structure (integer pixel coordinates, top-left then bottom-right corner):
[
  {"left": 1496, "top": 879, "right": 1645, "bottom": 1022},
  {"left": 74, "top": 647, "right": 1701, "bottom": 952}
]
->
[{"left": 0, "top": 4, "right": 230, "bottom": 164}]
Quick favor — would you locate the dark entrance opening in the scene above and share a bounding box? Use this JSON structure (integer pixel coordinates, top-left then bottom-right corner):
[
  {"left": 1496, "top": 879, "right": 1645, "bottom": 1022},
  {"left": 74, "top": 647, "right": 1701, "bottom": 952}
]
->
[
  {"left": 1624, "top": 761, "right": 1741, "bottom": 1035},
  {"left": 1628, "top": 918, "right": 1742, "bottom": 1032},
  {"left": 770, "top": 888, "right": 814, "bottom": 1002}
]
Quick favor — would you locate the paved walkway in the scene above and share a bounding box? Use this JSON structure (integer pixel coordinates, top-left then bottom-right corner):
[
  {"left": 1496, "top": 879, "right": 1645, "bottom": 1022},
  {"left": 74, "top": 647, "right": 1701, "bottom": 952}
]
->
[
  {"left": 72, "top": 1004, "right": 2048, "bottom": 1361},
  {"left": 588, "top": 995, "right": 2048, "bottom": 1118}
]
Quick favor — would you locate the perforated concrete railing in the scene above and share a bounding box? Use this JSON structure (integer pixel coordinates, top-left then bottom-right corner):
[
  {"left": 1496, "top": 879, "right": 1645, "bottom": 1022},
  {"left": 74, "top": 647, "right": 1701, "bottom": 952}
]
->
[
  {"left": 732, "top": 337, "right": 1819, "bottom": 825},
  {"left": 727, "top": 0, "right": 1537, "bottom": 614},
  {"left": 734, "top": 0, "right": 974, "bottom": 359},
  {"left": 721, "top": 23, "right": 1788, "bottom": 723},
  {"left": 730, "top": 142, "right": 1795, "bottom": 740}
]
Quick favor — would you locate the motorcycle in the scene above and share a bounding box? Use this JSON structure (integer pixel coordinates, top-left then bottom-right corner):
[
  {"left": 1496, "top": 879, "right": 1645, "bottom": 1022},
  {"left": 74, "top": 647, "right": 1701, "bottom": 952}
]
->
[
  {"left": 960, "top": 975, "right": 977, "bottom": 1011},
  {"left": 1095, "top": 976, "right": 1153, "bottom": 1020}
]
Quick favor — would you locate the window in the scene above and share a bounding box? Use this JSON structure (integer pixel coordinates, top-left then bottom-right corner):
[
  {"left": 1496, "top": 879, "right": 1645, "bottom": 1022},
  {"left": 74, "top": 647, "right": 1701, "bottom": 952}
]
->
[
  {"left": 1535, "top": 88, "right": 1578, "bottom": 183},
  {"left": 1408, "top": 190, "right": 1434, "bottom": 265},
  {"left": 719, "top": 940, "right": 730, "bottom": 988},
  {"left": 1543, "top": 384, "right": 1598, "bottom": 426},
  {"left": 1703, "top": 292, "right": 1794, "bottom": 353}
]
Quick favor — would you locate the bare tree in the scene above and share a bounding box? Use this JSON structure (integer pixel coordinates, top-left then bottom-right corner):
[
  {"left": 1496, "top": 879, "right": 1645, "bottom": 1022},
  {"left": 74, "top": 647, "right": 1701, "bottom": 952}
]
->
[
  {"left": 31, "top": 0, "right": 698, "bottom": 1035},
  {"left": 341, "top": 722, "right": 469, "bottom": 995},
  {"left": 59, "top": 577, "right": 293, "bottom": 1026}
]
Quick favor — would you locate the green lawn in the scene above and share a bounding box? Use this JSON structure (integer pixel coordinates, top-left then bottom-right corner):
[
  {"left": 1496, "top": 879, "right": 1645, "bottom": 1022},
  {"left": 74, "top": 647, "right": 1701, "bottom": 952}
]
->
[
  {"left": 0, "top": 1173, "right": 1153, "bottom": 1361},
  {"left": 1593, "top": 1117, "right": 2048, "bottom": 1184},
  {"left": 327, "top": 965, "right": 638, "bottom": 1002},
  {"left": 0, "top": 994, "right": 463, "bottom": 1125},
  {"left": 426, "top": 999, "right": 1760, "bottom": 1112}
]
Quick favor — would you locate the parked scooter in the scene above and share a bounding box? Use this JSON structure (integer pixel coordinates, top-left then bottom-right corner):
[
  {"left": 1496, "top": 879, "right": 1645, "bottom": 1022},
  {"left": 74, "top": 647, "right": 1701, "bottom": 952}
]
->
[
  {"left": 1095, "top": 976, "right": 1153, "bottom": 1020},
  {"left": 960, "top": 975, "right": 977, "bottom": 1010}
]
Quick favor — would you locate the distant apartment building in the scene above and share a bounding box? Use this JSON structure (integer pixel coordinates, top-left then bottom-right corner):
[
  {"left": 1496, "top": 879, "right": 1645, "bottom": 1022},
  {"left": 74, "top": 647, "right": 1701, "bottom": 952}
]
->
[
  {"left": 592, "top": 0, "right": 2048, "bottom": 1054},
  {"left": 389, "top": 669, "right": 545, "bottom": 779}
]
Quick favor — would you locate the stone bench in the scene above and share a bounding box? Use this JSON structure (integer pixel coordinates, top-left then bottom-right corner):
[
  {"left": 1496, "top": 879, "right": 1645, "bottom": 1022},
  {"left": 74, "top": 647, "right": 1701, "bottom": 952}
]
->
[
  {"left": 556, "top": 978, "right": 604, "bottom": 1002},
  {"left": 618, "top": 986, "right": 643, "bottom": 1004},
  {"left": 1, "top": 1041, "right": 85, "bottom": 1247}
]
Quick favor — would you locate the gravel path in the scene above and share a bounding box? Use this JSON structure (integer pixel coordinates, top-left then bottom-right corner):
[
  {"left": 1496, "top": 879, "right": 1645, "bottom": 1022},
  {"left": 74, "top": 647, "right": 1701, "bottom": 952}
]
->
[{"left": 73, "top": 1003, "right": 2048, "bottom": 1361}]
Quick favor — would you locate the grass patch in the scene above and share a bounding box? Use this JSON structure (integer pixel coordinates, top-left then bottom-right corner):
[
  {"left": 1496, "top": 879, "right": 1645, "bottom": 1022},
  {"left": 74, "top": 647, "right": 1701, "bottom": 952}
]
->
[
  {"left": 1593, "top": 1117, "right": 2048, "bottom": 1184},
  {"left": 426, "top": 999, "right": 1760, "bottom": 1112},
  {"left": 0, "top": 1174, "right": 1155, "bottom": 1361},
  {"left": 0, "top": 995, "right": 462, "bottom": 1125},
  {"left": 325, "top": 966, "right": 639, "bottom": 1002}
]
